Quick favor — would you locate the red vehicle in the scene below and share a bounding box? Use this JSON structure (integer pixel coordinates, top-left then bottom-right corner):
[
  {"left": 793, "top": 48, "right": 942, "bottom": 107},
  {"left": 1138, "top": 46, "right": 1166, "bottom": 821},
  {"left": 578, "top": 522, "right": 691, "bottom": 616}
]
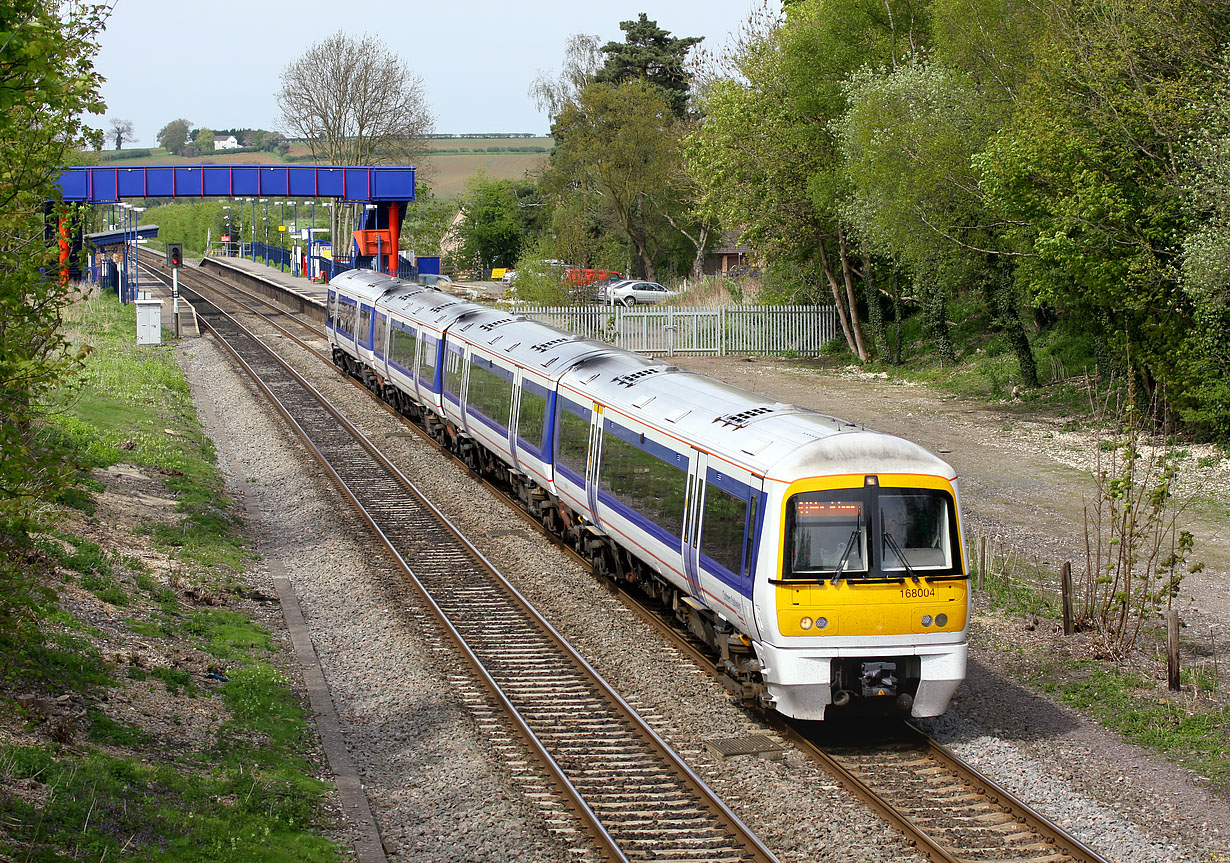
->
[{"left": 564, "top": 267, "right": 621, "bottom": 287}]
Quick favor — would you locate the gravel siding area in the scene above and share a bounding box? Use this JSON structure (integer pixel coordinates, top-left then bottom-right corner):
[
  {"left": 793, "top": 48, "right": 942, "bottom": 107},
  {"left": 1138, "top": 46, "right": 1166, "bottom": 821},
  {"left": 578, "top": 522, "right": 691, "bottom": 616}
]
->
[{"left": 177, "top": 330, "right": 1226, "bottom": 863}]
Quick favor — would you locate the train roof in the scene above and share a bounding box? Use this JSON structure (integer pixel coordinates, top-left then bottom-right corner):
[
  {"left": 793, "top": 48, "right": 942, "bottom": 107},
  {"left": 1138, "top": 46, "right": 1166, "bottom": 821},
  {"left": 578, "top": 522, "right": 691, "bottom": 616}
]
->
[
  {"left": 330, "top": 268, "right": 412, "bottom": 303},
  {"left": 562, "top": 355, "right": 955, "bottom": 482},
  {"left": 448, "top": 309, "right": 620, "bottom": 382},
  {"left": 334, "top": 271, "right": 956, "bottom": 483}
]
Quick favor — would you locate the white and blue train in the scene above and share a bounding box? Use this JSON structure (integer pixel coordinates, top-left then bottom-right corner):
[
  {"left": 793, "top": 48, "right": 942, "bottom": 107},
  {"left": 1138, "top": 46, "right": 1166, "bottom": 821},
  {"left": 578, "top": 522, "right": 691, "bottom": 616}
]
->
[{"left": 327, "top": 269, "right": 970, "bottom": 721}]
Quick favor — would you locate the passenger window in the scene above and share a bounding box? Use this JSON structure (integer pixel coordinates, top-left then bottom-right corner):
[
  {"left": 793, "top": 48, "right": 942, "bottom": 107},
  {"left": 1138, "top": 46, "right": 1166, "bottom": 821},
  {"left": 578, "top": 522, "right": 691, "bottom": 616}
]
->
[
  {"left": 419, "top": 334, "right": 438, "bottom": 389},
  {"left": 701, "top": 484, "right": 747, "bottom": 577},
  {"left": 555, "top": 401, "right": 591, "bottom": 479},
  {"left": 518, "top": 385, "right": 547, "bottom": 451},
  {"left": 598, "top": 423, "right": 686, "bottom": 539},
  {"left": 467, "top": 357, "right": 513, "bottom": 428}
]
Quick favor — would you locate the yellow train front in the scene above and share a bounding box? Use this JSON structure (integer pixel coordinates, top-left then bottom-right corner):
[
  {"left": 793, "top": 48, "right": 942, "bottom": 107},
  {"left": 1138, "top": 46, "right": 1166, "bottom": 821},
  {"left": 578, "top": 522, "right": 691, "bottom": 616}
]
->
[{"left": 750, "top": 435, "right": 969, "bottom": 721}]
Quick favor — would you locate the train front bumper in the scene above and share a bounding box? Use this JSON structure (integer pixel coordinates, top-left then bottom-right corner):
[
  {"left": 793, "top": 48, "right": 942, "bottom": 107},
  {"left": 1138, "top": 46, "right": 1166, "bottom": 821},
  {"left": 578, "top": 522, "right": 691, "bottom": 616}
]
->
[{"left": 755, "top": 640, "right": 967, "bottom": 721}]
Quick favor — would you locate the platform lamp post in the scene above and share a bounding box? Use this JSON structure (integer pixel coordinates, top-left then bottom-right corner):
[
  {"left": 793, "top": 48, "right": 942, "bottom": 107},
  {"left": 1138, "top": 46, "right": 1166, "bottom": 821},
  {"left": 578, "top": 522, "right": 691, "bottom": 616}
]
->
[
  {"left": 271, "top": 200, "right": 282, "bottom": 271},
  {"left": 246, "top": 198, "right": 255, "bottom": 261},
  {"left": 222, "top": 205, "right": 231, "bottom": 256},
  {"left": 292, "top": 200, "right": 300, "bottom": 276},
  {"left": 300, "top": 201, "right": 314, "bottom": 278},
  {"left": 278, "top": 200, "right": 287, "bottom": 273},
  {"left": 261, "top": 199, "right": 270, "bottom": 266},
  {"left": 133, "top": 206, "right": 145, "bottom": 299},
  {"left": 119, "top": 203, "right": 130, "bottom": 304}
]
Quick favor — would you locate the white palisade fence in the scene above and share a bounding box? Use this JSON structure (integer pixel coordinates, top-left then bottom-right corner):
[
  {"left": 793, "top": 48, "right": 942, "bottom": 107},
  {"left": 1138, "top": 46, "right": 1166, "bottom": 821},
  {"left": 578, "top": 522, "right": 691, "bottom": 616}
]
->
[{"left": 513, "top": 304, "right": 838, "bottom": 357}]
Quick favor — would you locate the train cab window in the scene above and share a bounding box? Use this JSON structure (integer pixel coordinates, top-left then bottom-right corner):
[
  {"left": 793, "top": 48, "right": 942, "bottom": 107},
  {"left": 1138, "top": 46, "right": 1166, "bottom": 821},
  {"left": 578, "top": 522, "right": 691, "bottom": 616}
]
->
[
  {"left": 879, "top": 492, "right": 952, "bottom": 572},
  {"left": 784, "top": 493, "right": 867, "bottom": 578}
]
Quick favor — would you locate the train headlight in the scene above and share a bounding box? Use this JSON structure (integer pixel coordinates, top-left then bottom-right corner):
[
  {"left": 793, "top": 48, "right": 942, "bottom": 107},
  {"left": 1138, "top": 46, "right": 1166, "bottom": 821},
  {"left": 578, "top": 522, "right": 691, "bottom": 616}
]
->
[
  {"left": 921, "top": 615, "right": 933, "bottom": 627},
  {"left": 816, "top": 617, "right": 828, "bottom": 629},
  {"left": 936, "top": 613, "right": 948, "bottom": 627},
  {"left": 800, "top": 616, "right": 814, "bottom": 630}
]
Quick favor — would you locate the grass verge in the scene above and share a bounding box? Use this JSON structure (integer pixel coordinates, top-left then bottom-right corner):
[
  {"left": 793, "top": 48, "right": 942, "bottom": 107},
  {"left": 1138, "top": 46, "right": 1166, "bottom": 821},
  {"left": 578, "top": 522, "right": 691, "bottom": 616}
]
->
[{"left": 0, "top": 295, "right": 342, "bottom": 861}]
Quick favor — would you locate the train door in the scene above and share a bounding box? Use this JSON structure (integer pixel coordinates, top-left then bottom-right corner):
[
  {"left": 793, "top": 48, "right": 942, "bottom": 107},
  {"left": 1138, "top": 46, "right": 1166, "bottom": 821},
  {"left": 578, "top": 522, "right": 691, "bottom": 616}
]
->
[
  {"left": 508, "top": 376, "right": 523, "bottom": 472},
  {"left": 585, "top": 404, "right": 603, "bottom": 525},
  {"left": 681, "top": 449, "right": 707, "bottom": 603}
]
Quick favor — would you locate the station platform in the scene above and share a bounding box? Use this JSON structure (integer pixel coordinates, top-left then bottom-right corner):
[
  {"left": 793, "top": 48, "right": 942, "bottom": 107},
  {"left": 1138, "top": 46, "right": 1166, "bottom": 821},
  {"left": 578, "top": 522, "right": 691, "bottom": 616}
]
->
[{"left": 203, "top": 254, "right": 330, "bottom": 308}]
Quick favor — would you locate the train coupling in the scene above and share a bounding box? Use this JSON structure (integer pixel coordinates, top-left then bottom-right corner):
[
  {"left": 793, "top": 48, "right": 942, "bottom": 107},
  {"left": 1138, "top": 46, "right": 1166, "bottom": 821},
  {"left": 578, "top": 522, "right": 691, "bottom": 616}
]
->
[{"left": 860, "top": 661, "right": 899, "bottom": 697}]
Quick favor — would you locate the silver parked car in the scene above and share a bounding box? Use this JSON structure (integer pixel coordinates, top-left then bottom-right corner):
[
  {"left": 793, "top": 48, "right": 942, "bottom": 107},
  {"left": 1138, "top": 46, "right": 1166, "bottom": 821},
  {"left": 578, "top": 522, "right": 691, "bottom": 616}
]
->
[{"left": 604, "top": 280, "right": 677, "bottom": 306}]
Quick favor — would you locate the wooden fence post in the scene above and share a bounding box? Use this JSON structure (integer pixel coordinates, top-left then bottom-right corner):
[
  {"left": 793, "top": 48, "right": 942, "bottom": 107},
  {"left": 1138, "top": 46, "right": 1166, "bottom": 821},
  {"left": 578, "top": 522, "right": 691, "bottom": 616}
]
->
[
  {"left": 1168, "top": 610, "right": 1181, "bottom": 692},
  {"left": 977, "top": 535, "right": 986, "bottom": 591},
  {"left": 1061, "top": 561, "right": 1073, "bottom": 636}
]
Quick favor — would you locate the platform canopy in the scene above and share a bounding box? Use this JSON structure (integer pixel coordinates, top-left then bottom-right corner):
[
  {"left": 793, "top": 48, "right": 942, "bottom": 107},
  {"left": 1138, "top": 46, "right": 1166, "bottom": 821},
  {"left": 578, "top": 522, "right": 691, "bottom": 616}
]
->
[
  {"left": 84, "top": 224, "right": 159, "bottom": 246},
  {"left": 57, "top": 165, "right": 415, "bottom": 204}
]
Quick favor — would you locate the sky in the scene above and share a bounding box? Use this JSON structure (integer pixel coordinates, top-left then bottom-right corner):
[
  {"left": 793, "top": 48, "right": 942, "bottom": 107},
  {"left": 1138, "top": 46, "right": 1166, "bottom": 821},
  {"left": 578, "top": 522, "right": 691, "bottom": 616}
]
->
[{"left": 92, "top": 0, "right": 763, "bottom": 146}]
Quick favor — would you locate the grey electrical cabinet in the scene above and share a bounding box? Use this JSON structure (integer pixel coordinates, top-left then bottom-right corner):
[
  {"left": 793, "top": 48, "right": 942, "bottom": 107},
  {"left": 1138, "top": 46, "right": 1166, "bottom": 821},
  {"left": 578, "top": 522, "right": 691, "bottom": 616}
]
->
[{"left": 135, "top": 298, "right": 163, "bottom": 345}]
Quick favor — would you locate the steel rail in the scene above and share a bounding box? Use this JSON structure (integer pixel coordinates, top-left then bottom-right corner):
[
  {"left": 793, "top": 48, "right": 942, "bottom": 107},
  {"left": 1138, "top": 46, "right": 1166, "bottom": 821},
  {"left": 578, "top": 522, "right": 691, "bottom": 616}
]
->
[
  {"left": 174, "top": 263, "right": 1110, "bottom": 863},
  {"left": 189, "top": 293, "right": 778, "bottom": 863}
]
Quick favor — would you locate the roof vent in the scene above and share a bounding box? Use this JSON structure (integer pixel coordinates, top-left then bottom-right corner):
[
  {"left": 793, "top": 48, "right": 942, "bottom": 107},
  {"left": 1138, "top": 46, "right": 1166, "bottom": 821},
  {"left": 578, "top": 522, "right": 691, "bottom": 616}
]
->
[
  {"left": 479, "top": 317, "right": 517, "bottom": 332},
  {"left": 715, "top": 406, "right": 774, "bottom": 428},
  {"left": 531, "top": 337, "right": 572, "bottom": 352},
  {"left": 611, "top": 365, "right": 676, "bottom": 387}
]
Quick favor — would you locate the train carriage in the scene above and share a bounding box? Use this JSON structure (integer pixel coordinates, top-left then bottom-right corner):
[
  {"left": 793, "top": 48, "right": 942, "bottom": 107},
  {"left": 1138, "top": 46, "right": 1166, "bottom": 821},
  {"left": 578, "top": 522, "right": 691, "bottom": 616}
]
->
[{"left": 326, "top": 270, "right": 970, "bottom": 721}]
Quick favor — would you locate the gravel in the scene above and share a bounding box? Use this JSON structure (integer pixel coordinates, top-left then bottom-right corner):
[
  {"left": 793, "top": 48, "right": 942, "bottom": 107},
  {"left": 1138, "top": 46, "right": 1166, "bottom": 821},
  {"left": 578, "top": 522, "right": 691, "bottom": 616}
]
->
[{"left": 176, "top": 327, "right": 1229, "bottom": 863}]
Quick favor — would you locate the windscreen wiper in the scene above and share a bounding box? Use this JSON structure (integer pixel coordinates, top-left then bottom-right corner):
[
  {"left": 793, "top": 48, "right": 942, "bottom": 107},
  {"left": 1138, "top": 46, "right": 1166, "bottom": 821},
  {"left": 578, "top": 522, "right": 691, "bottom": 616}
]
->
[
  {"left": 882, "top": 532, "right": 921, "bottom": 584},
  {"left": 830, "top": 529, "right": 860, "bottom": 586}
]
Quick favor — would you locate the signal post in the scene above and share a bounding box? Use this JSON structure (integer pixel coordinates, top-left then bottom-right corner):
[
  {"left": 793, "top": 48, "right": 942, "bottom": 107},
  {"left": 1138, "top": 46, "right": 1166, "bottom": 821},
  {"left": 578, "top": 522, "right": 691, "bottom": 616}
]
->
[{"left": 167, "top": 242, "right": 183, "bottom": 338}]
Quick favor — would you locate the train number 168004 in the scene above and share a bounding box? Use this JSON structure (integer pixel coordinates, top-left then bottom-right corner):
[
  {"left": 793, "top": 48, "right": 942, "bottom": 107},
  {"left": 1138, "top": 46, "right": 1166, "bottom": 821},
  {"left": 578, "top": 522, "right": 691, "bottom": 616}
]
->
[{"left": 901, "top": 587, "right": 936, "bottom": 599}]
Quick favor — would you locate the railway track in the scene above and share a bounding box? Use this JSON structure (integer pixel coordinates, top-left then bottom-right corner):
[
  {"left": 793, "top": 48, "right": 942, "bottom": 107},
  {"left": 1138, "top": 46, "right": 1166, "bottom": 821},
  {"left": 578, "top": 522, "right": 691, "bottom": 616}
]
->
[
  {"left": 167, "top": 278, "right": 778, "bottom": 863},
  {"left": 154, "top": 261, "right": 1114, "bottom": 863},
  {"left": 777, "top": 720, "right": 1110, "bottom": 863}
]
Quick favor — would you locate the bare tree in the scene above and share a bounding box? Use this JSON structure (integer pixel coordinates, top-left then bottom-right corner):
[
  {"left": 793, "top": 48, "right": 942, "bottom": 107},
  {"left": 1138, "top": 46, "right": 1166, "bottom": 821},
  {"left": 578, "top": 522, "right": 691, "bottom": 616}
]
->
[
  {"left": 276, "top": 30, "right": 434, "bottom": 167},
  {"left": 529, "top": 33, "right": 602, "bottom": 123},
  {"left": 108, "top": 117, "right": 135, "bottom": 150}
]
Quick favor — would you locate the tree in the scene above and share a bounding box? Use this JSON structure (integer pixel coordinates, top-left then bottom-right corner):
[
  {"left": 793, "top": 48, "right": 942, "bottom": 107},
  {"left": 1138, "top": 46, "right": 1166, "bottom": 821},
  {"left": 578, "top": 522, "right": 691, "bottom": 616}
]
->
[
  {"left": 193, "top": 127, "right": 214, "bottom": 156},
  {"left": 837, "top": 61, "right": 1037, "bottom": 381},
  {"left": 549, "top": 80, "right": 679, "bottom": 281},
  {"left": 276, "top": 30, "right": 434, "bottom": 167},
  {"left": 108, "top": 117, "right": 134, "bottom": 150},
  {"left": 0, "top": 0, "right": 107, "bottom": 535},
  {"left": 529, "top": 33, "right": 602, "bottom": 123},
  {"left": 595, "top": 13, "right": 702, "bottom": 117},
  {"left": 686, "top": 0, "right": 915, "bottom": 361},
  {"left": 1177, "top": 47, "right": 1230, "bottom": 436},
  {"left": 157, "top": 118, "right": 191, "bottom": 156},
  {"left": 456, "top": 174, "right": 524, "bottom": 273},
  {"left": 976, "top": 0, "right": 1230, "bottom": 422}
]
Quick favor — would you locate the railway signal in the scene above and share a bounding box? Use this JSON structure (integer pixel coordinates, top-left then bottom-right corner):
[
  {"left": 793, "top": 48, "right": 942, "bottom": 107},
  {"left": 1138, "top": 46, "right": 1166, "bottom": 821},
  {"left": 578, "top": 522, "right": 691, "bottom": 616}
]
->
[{"left": 167, "top": 242, "right": 183, "bottom": 268}]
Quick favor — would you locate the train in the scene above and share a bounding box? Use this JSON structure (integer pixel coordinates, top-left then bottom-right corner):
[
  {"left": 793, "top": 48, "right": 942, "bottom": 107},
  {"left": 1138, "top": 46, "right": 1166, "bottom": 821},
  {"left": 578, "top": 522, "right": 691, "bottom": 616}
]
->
[{"left": 326, "top": 269, "right": 969, "bottom": 721}]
